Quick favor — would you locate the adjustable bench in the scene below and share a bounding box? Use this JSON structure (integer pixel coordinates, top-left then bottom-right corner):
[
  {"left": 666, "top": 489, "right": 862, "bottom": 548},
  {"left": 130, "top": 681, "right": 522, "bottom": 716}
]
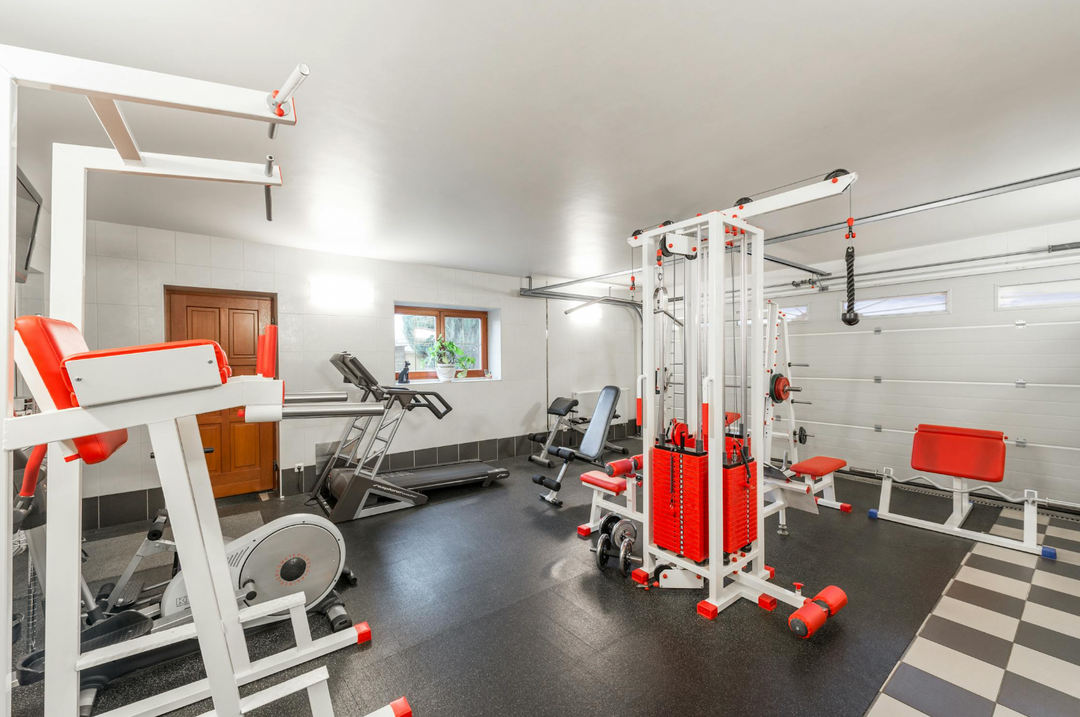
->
[
  {"left": 788, "top": 456, "right": 851, "bottom": 513},
  {"left": 869, "top": 424, "right": 1056, "bottom": 559}
]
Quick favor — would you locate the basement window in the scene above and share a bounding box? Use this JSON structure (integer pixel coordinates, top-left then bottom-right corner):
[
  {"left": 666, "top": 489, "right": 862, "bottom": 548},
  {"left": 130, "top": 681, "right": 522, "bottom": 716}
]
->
[
  {"left": 996, "top": 279, "right": 1080, "bottom": 310},
  {"left": 394, "top": 305, "right": 489, "bottom": 379},
  {"left": 847, "top": 291, "right": 949, "bottom": 319}
]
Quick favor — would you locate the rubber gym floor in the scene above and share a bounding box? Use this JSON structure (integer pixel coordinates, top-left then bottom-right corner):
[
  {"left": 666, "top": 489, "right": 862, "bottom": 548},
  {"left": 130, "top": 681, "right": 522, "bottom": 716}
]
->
[{"left": 16, "top": 437, "right": 1000, "bottom": 717}]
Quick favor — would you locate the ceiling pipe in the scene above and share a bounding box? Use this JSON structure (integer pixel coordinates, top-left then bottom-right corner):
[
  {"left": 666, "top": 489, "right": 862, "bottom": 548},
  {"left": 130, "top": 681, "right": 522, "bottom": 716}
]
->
[
  {"left": 765, "top": 164, "right": 1080, "bottom": 246},
  {"left": 563, "top": 294, "right": 606, "bottom": 315}
]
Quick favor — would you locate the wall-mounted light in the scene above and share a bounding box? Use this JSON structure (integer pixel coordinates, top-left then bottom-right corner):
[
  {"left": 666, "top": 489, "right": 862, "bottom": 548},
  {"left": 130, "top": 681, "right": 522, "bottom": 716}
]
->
[{"left": 310, "top": 275, "right": 374, "bottom": 310}]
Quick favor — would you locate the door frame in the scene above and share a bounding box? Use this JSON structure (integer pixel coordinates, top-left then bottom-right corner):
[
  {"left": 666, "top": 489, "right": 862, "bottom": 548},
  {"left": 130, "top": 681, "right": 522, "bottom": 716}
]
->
[{"left": 164, "top": 285, "right": 280, "bottom": 495}]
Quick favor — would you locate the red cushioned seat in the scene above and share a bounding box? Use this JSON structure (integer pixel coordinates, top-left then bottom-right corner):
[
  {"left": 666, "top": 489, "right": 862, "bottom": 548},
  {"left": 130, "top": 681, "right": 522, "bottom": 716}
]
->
[
  {"left": 580, "top": 470, "right": 626, "bottom": 495},
  {"left": 790, "top": 456, "right": 847, "bottom": 478},
  {"left": 15, "top": 316, "right": 130, "bottom": 464},
  {"left": 912, "top": 424, "right": 1005, "bottom": 483},
  {"left": 725, "top": 412, "right": 740, "bottom": 427}
]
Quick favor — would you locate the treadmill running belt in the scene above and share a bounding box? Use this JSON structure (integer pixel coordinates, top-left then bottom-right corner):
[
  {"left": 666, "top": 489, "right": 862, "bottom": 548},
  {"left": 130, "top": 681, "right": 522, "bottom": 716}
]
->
[{"left": 383, "top": 462, "right": 509, "bottom": 492}]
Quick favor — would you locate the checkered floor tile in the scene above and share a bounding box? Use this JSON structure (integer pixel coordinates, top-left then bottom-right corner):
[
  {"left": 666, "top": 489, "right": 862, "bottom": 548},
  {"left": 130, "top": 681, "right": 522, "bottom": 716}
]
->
[{"left": 866, "top": 510, "right": 1080, "bottom": 717}]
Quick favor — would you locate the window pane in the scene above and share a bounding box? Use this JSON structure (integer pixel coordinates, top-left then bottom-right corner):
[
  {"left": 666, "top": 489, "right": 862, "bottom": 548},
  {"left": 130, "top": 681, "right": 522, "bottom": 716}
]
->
[
  {"left": 997, "top": 279, "right": 1080, "bottom": 309},
  {"left": 394, "top": 313, "right": 437, "bottom": 371},
  {"left": 779, "top": 305, "right": 808, "bottom": 323},
  {"left": 852, "top": 292, "right": 948, "bottom": 318},
  {"left": 444, "top": 316, "right": 482, "bottom": 370}
]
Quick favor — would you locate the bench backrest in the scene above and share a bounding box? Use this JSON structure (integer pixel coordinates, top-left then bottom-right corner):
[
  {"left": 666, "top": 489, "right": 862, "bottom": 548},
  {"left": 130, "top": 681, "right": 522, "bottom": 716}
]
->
[
  {"left": 911, "top": 424, "right": 1005, "bottom": 483},
  {"left": 579, "top": 386, "right": 620, "bottom": 460}
]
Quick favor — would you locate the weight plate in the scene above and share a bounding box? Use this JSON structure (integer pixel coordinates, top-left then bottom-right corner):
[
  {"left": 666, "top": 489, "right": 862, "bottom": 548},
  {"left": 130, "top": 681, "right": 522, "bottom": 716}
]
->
[
  {"left": 599, "top": 514, "right": 622, "bottom": 538},
  {"left": 618, "top": 539, "right": 634, "bottom": 577},
  {"left": 595, "top": 533, "right": 612, "bottom": 572},
  {"left": 610, "top": 519, "right": 637, "bottom": 548}
]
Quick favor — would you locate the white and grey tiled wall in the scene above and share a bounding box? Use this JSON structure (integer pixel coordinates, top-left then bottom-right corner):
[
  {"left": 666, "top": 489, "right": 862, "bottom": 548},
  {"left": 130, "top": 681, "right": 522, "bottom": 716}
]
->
[{"left": 73, "top": 221, "right": 640, "bottom": 528}]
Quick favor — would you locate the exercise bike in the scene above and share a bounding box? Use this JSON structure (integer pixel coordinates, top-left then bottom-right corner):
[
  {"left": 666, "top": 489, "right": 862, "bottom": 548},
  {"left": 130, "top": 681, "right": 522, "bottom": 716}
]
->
[{"left": 12, "top": 445, "right": 357, "bottom": 715}]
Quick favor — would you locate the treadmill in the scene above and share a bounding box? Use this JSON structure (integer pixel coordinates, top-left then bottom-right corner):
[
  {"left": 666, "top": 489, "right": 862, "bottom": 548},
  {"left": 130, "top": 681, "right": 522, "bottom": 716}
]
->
[{"left": 310, "top": 352, "right": 509, "bottom": 523}]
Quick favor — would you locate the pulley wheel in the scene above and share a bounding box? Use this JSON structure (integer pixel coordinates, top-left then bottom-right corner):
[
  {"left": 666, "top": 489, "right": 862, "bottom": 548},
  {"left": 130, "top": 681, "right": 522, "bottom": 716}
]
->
[
  {"left": 770, "top": 374, "right": 791, "bottom": 403},
  {"left": 595, "top": 533, "right": 612, "bottom": 572}
]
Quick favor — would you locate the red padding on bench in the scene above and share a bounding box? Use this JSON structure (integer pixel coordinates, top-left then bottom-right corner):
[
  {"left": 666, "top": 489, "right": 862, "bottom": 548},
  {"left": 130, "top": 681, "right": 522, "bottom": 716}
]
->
[
  {"left": 580, "top": 470, "right": 626, "bottom": 495},
  {"left": 912, "top": 424, "right": 1005, "bottom": 482},
  {"left": 790, "top": 456, "right": 846, "bottom": 478},
  {"left": 390, "top": 697, "right": 412, "bottom": 717},
  {"left": 15, "top": 316, "right": 128, "bottom": 465},
  {"left": 256, "top": 325, "right": 277, "bottom": 378},
  {"left": 725, "top": 412, "right": 740, "bottom": 427}
]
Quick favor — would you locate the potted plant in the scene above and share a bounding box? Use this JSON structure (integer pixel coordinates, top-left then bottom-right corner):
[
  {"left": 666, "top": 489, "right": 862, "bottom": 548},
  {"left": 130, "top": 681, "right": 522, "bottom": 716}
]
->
[{"left": 432, "top": 335, "right": 472, "bottom": 382}]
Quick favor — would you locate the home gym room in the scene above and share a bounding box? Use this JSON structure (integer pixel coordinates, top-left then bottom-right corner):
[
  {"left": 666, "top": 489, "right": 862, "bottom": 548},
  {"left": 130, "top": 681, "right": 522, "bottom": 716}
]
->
[{"left": 1, "top": 2, "right": 1079, "bottom": 717}]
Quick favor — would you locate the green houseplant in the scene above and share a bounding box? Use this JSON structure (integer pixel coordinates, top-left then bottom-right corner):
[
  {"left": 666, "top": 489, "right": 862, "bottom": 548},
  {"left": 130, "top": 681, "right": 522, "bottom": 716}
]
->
[{"left": 432, "top": 335, "right": 473, "bottom": 382}]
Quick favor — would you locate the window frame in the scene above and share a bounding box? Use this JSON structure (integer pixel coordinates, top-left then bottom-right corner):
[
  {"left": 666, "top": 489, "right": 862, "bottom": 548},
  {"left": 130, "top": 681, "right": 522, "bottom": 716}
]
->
[
  {"left": 394, "top": 305, "right": 489, "bottom": 379},
  {"left": 995, "top": 278, "right": 1080, "bottom": 311}
]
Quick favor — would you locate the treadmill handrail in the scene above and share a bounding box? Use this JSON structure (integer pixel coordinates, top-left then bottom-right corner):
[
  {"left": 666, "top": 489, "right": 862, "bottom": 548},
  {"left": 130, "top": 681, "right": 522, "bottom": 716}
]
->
[{"left": 406, "top": 390, "right": 452, "bottom": 420}]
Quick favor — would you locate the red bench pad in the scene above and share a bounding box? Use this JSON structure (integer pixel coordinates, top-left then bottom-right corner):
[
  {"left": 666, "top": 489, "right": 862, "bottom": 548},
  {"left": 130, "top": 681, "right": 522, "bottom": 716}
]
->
[
  {"left": 580, "top": 470, "right": 626, "bottom": 495},
  {"left": 62, "top": 339, "right": 232, "bottom": 391},
  {"left": 912, "top": 424, "right": 1005, "bottom": 483},
  {"left": 791, "top": 456, "right": 846, "bottom": 478},
  {"left": 15, "top": 316, "right": 128, "bottom": 465}
]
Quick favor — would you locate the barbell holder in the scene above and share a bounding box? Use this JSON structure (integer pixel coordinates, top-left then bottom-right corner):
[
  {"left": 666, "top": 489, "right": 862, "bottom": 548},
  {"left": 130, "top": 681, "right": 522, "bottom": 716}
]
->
[
  {"left": 792, "top": 400, "right": 812, "bottom": 405},
  {"left": 788, "top": 362, "right": 810, "bottom": 368}
]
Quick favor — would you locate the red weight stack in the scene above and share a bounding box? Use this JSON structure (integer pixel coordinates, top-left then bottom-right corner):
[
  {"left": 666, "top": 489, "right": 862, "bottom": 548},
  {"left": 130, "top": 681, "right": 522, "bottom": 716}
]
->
[
  {"left": 722, "top": 460, "right": 757, "bottom": 553},
  {"left": 651, "top": 447, "right": 710, "bottom": 561}
]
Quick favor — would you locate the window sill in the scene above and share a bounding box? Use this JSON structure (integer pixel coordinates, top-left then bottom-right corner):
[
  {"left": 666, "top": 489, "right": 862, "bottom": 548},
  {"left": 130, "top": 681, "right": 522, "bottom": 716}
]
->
[{"left": 395, "top": 377, "right": 499, "bottom": 385}]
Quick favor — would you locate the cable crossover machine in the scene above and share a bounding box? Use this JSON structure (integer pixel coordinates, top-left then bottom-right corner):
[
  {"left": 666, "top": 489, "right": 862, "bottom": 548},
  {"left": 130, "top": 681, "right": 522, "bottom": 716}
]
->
[{"left": 578, "top": 172, "right": 861, "bottom": 638}]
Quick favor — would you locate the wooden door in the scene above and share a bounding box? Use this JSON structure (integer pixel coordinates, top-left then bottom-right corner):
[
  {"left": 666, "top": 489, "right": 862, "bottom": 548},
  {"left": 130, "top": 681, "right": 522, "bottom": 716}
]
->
[{"left": 167, "top": 289, "right": 277, "bottom": 498}]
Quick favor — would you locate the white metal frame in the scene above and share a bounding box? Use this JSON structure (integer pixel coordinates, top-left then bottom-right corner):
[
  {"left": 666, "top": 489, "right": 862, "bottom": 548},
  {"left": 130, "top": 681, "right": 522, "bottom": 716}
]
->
[
  {"left": 0, "top": 45, "right": 404, "bottom": 717},
  {"left": 626, "top": 174, "right": 857, "bottom": 627},
  {"left": 871, "top": 468, "right": 1057, "bottom": 559}
]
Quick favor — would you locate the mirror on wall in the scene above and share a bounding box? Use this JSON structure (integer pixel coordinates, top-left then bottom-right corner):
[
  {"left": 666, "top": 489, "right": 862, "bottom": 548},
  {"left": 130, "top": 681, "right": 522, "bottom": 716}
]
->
[{"left": 15, "top": 167, "right": 42, "bottom": 284}]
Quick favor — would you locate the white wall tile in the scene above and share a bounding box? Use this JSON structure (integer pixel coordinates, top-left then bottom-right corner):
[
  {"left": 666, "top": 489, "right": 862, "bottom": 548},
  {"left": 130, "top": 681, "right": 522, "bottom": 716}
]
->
[
  {"left": 302, "top": 314, "right": 328, "bottom": 353},
  {"left": 211, "top": 267, "right": 244, "bottom": 290},
  {"left": 279, "top": 314, "right": 304, "bottom": 352},
  {"left": 139, "top": 306, "right": 165, "bottom": 344},
  {"left": 210, "top": 236, "right": 244, "bottom": 269},
  {"left": 96, "top": 257, "right": 139, "bottom": 305},
  {"left": 175, "top": 264, "right": 212, "bottom": 288},
  {"left": 95, "top": 222, "right": 137, "bottom": 258},
  {"left": 244, "top": 271, "right": 275, "bottom": 292},
  {"left": 96, "top": 304, "right": 140, "bottom": 349},
  {"left": 84, "top": 221, "right": 97, "bottom": 256},
  {"left": 84, "top": 254, "right": 98, "bottom": 304},
  {"left": 175, "top": 232, "right": 211, "bottom": 266},
  {"left": 244, "top": 242, "right": 276, "bottom": 273},
  {"left": 274, "top": 246, "right": 302, "bottom": 275},
  {"left": 137, "top": 261, "right": 175, "bottom": 307},
  {"left": 137, "top": 227, "right": 175, "bottom": 263}
]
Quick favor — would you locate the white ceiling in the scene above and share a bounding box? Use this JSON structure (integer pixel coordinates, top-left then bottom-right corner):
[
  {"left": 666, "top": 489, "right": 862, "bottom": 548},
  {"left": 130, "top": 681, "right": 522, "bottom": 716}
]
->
[{"left": 4, "top": 1, "right": 1080, "bottom": 279}]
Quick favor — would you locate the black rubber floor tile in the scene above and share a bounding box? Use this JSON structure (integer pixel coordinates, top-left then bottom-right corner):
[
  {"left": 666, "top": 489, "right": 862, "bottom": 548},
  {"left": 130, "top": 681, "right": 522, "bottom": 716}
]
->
[
  {"left": 997, "top": 670, "right": 1080, "bottom": 717},
  {"left": 964, "top": 552, "right": 1035, "bottom": 583},
  {"left": 918, "top": 614, "right": 1014, "bottom": 668},
  {"left": 1028, "top": 583, "right": 1080, "bottom": 617},
  {"left": 1013, "top": 621, "right": 1080, "bottom": 668},
  {"left": 945, "top": 580, "right": 1027, "bottom": 619},
  {"left": 883, "top": 663, "right": 995, "bottom": 717},
  {"left": 1037, "top": 555, "right": 1080, "bottom": 582}
]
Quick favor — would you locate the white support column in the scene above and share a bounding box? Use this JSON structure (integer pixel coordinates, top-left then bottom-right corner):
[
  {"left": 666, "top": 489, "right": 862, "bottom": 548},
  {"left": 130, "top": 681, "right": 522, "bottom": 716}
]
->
[
  {"left": 640, "top": 234, "right": 656, "bottom": 574},
  {"left": 42, "top": 136, "right": 93, "bottom": 717},
  {"left": 779, "top": 315, "right": 799, "bottom": 465},
  {"left": 0, "top": 67, "right": 16, "bottom": 717},
  {"left": 706, "top": 218, "right": 725, "bottom": 602},
  {"left": 684, "top": 234, "right": 700, "bottom": 438},
  {"left": 86, "top": 97, "right": 141, "bottom": 163},
  {"left": 749, "top": 228, "right": 766, "bottom": 574},
  {"left": 148, "top": 419, "right": 244, "bottom": 717}
]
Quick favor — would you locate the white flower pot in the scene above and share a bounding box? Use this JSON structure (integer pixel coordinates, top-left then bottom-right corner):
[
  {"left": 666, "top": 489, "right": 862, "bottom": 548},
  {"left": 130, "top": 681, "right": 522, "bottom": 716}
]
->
[{"left": 435, "top": 363, "right": 457, "bottom": 382}]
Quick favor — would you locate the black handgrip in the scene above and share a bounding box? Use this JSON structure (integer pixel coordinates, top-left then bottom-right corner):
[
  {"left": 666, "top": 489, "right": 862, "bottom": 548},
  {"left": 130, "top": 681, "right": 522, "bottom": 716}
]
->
[
  {"left": 841, "top": 245, "right": 860, "bottom": 326},
  {"left": 409, "top": 390, "right": 453, "bottom": 420},
  {"left": 147, "top": 510, "right": 169, "bottom": 541},
  {"left": 149, "top": 447, "right": 213, "bottom": 460}
]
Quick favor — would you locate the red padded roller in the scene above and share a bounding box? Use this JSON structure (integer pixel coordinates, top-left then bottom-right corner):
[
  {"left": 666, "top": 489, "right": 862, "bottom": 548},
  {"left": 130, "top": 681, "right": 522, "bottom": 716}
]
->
[
  {"left": 256, "top": 325, "right": 278, "bottom": 378},
  {"left": 912, "top": 424, "right": 1005, "bottom": 482},
  {"left": 788, "top": 601, "right": 827, "bottom": 639},
  {"left": 814, "top": 586, "right": 848, "bottom": 616},
  {"left": 605, "top": 458, "right": 636, "bottom": 477}
]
